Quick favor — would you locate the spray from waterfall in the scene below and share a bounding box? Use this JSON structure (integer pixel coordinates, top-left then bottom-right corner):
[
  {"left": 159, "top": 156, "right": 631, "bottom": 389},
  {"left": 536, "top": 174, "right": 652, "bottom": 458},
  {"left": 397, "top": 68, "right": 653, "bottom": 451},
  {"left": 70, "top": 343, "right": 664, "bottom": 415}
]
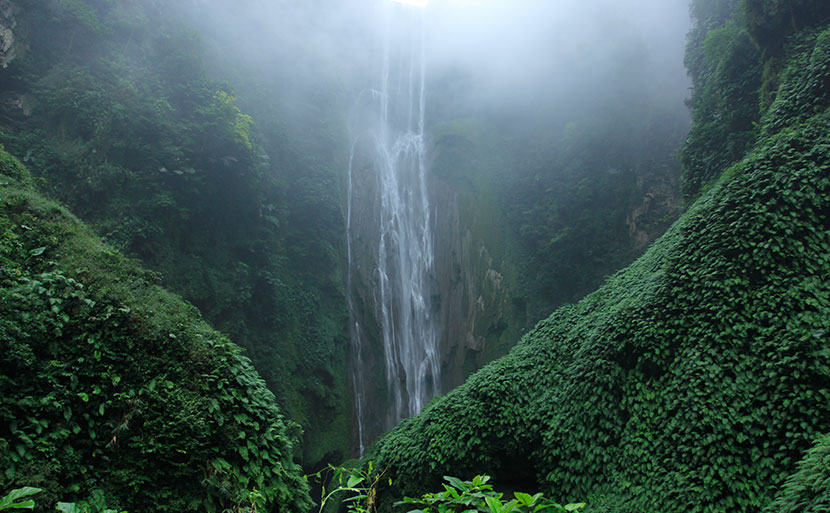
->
[{"left": 346, "top": 2, "right": 440, "bottom": 455}]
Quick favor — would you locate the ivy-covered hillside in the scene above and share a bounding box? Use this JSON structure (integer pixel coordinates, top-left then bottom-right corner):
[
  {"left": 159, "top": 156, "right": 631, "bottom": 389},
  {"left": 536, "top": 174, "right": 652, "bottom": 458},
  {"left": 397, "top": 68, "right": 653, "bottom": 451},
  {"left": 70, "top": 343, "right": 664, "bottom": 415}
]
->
[
  {"left": 368, "top": 1, "right": 830, "bottom": 511},
  {"left": 0, "top": 0, "right": 350, "bottom": 466},
  {"left": 0, "top": 150, "right": 311, "bottom": 511}
]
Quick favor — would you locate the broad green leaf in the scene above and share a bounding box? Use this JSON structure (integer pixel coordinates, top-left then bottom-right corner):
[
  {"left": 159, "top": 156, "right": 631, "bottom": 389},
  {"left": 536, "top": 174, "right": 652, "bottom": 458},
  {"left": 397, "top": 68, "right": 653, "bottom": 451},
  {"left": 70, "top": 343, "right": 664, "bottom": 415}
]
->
[
  {"left": 347, "top": 475, "right": 363, "bottom": 488},
  {"left": 1, "top": 488, "right": 42, "bottom": 509},
  {"left": 514, "top": 492, "right": 534, "bottom": 506},
  {"left": 502, "top": 499, "right": 519, "bottom": 513},
  {"left": 564, "top": 503, "right": 586, "bottom": 511},
  {"left": 534, "top": 504, "right": 560, "bottom": 513},
  {"left": 444, "top": 476, "right": 466, "bottom": 491},
  {"left": 3, "top": 499, "right": 36, "bottom": 510},
  {"left": 55, "top": 503, "right": 81, "bottom": 513},
  {"left": 485, "top": 495, "right": 503, "bottom": 513}
]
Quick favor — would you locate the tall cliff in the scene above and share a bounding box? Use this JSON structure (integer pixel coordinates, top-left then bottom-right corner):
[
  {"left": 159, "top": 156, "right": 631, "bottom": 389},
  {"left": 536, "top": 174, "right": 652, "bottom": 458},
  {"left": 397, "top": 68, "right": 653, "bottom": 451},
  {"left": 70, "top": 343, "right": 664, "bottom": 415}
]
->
[
  {"left": 0, "top": 0, "right": 352, "bottom": 468},
  {"left": 368, "top": 1, "right": 830, "bottom": 512}
]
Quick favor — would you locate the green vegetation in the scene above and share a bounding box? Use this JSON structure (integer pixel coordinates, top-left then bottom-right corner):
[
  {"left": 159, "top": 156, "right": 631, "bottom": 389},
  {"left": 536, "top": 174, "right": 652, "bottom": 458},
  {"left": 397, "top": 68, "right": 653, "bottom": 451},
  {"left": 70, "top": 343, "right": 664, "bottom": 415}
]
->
[
  {"left": 0, "top": 0, "right": 350, "bottom": 465},
  {"left": 499, "top": 109, "right": 685, "bottom": 315},
  {"left": 0, "top": 150, "right": 311, "bottom": 512},
  {"left": 368, "top": 3, "right": 830, "bottom": 512},
  {"left": 314, "top": 467, "right": 584, "bottom": 513},
  {"left": 1, "top": 487, "right": 42, "bottom": 511},
  {"left": 1, "top": 0, "right": 692, "bottom": 464},
  {"left": 762, "top": 434, "right": 830, "bottom": 513},
  {"left": 2, "top": 0, "right": 829, "bottom": 510},
  {"left": 681, "top": 0, "right": 761, "bottom": 196},
  {"left": 681, "top": 0, "right": 830, "bottom": 197},
  {"left": 0, "top": 487, "right": 127, "bottom": 513},
  {"left": 431, "top": 30, "right": 689, "bottom": 324},
  {"left": 313, "top": 462, "right": 388, "bottom": 513},
  {"left": 398, "top": 475, "right": 585, "bottom": 513}
]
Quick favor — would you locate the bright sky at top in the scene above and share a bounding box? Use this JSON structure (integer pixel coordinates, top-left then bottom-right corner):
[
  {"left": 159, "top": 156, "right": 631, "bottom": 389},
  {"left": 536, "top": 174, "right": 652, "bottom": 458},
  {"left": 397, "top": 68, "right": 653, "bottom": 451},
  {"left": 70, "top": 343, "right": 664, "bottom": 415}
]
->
[{"left": 390, "top": 0, "right": 430, "bottom": 7}]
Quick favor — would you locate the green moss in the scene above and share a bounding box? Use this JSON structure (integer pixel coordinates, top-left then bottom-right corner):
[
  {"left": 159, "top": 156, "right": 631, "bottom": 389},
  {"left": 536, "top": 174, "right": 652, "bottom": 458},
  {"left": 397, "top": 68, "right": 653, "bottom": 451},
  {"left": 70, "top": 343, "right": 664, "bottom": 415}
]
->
[
  {"left": 0, "top": 149, "right": 312, "bottom": 512},
  {"left": 368, "top": 23, "right": 830, "bottom": 513}
]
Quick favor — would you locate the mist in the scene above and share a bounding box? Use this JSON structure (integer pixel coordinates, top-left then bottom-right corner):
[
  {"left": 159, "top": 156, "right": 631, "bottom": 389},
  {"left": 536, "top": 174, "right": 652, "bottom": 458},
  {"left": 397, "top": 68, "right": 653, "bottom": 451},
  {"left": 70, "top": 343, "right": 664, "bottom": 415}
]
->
[
  {"left": 178, "top": 0, "right": 692, "bottom": 138},
  {"left": 4, "top": 0, "right": 828, "bottom": 504}
]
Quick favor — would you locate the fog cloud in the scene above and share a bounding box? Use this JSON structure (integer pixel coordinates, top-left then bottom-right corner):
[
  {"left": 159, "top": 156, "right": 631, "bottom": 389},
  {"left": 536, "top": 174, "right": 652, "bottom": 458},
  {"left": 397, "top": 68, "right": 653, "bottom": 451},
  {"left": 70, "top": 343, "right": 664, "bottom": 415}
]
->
[{"left": 180, "top": 0, "right": 691, "bottom": 134}]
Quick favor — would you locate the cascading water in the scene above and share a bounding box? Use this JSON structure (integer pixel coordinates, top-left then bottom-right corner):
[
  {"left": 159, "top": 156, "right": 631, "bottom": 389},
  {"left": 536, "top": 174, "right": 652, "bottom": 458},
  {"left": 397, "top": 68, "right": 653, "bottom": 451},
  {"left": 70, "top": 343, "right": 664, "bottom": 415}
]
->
[{"left": 346, "top": 1, "right": 440, "bottom": 455}]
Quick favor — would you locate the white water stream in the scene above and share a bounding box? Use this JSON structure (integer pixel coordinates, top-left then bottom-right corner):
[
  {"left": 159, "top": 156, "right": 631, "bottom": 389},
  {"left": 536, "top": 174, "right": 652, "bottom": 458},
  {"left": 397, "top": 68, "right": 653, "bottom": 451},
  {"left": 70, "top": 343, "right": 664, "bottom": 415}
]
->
[{"left": 346, "top": 2, "right": 440, "bottom": 454}]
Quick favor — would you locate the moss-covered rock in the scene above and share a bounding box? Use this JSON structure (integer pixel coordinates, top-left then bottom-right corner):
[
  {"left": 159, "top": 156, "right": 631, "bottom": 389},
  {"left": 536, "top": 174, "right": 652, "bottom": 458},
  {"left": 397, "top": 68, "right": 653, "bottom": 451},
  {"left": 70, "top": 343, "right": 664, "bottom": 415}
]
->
[{"left": 0, "top": 149, "right": 311, "bottom": 512}]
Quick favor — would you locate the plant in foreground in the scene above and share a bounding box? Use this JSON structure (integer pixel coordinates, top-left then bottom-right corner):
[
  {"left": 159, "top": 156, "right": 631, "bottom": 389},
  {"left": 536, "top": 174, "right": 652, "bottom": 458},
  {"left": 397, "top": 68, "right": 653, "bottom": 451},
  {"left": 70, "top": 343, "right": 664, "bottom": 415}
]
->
[
  {"left": 313, "top": 461, "right": 389, "bottom": 513},
  {"left": 398, "top": 475, "right": 585, "bottom": 513},
  {"left": 0, "top": 488, "right": 126, "bottom": 513},
  {"left": 313, "top": 466, "right": 585, "bottom": 513},
  {"left": 0, "top": 487, "right": 41, "bottom": 511}
]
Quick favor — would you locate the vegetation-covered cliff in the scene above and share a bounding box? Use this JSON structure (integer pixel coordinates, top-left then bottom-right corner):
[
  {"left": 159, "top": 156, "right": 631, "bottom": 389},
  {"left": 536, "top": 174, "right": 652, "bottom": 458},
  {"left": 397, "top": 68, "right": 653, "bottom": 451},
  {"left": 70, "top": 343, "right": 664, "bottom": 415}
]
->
[
  {"left": 3, "top": 0, "right": 828, "bottom": 510},
  {"left": 368, "top": 1, "right": 830, "bottom": 511},
  {"left": 0, "top": 0, "right": 351, "bottom": 467},
  {"left": 0, "top": 0, "right": 689, "bottom": 462},
  {"left": 0, "top": 149, "right": 311, "bottom": 512}
]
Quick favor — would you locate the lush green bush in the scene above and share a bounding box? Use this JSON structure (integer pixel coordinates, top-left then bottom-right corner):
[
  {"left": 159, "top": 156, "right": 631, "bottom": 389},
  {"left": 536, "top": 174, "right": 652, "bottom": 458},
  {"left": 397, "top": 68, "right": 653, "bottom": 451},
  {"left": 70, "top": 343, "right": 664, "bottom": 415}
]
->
[
  {"left": 398, "top": 475, "right": 585, "bottom": 513},
  {"left": 762, "top": 434, "right": 830, "bottom": 513},
  {"left": 368, "top": 21, "right": 830, "bottom": 513},
  {"left": 0, "top": 150, "right": 311, "bottom": 512},
  {"left": 313, "top": 466, "right": 584, "bottom": 513},
  {"left": 0, "top": 0, "right": 350, "bottom": 466},
  {"left": 0, "top": 487, "right": 127, "bottom": 513}
]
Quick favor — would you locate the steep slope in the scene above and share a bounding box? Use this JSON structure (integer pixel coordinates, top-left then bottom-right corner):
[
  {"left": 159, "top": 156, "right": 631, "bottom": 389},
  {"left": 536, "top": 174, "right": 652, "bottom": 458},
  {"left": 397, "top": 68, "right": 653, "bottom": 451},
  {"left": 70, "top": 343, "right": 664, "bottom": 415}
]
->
[
  {"left": 369, "top": 4, "right": 830, "bottom": 513},
  {"left": 0, "top": 150, "right": 311, "bottom": 512},
  {"left": 762, "top": 433, "right": 830, "bottom": 513},
  {"left": 0, "top": 0, "right": 350, "bottom": 466}
]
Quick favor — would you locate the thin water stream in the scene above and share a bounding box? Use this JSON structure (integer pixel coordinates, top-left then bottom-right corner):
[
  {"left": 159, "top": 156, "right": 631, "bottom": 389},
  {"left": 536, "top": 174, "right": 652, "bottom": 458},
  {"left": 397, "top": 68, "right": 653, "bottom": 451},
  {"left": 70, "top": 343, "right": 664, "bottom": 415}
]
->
[{"left": 346, "top": 2, "right": 440, "bottom": 455}]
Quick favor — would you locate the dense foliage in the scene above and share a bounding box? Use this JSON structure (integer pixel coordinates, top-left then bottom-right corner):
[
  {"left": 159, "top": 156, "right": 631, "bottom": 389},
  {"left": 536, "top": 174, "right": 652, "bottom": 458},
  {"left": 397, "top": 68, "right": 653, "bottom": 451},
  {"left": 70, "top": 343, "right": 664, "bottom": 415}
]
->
[
  {"left": 0, "top": 149, "right": 311, "bottom": 511},
  {"left": 368, "top": 5, "right": 830, "bottom": 512},
  {"left": 0, "top": 0, "right": 350, "bottom": 465},
  {"left": 762, "top": 434, "right": 830, "bottom": 513},
  {"left": 398, "top": 475, "right": 585, "bottom": 513},
  {"left": 681, "top": 0, "right": 830, "bottom": 196},
  {"left": 681, "top": 0, "right": 761, "bottom": 196}
]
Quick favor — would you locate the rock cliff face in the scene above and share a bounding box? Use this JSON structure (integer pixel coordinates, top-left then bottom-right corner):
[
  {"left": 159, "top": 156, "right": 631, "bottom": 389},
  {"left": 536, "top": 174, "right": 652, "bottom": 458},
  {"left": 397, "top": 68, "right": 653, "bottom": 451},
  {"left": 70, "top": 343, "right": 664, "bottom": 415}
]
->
[
  {"left": 347, "top": 125, "right": 681, "bottom": 452},
  {"left": 625, "top": 167, "right": 681, "bottom": 251},
  {"left": 429, "top": 171, "right": 523, "bottom": 390},
  {"left": 344, "top": 137, "right": 388, "bottom": 451},
  {"left": 346, "top": 134, "right": 522, "bottom": 451},
  {"left": 368, "top": 6, "right": 830, "bottom": 511}
]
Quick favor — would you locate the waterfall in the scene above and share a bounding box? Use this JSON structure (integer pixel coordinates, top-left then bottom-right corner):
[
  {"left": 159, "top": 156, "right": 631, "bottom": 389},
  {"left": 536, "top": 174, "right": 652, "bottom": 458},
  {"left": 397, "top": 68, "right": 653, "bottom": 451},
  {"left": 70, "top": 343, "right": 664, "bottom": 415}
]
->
[{"left": 346, "top": 2, "right": 440, "bottom": 454}]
